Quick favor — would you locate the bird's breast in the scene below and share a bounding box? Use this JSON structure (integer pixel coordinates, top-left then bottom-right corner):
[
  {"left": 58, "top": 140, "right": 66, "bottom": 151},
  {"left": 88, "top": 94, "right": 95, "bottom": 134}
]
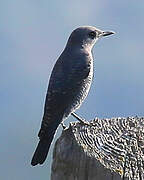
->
[{"left": 64, "top": 55, "right": 94, "bottom": 118}]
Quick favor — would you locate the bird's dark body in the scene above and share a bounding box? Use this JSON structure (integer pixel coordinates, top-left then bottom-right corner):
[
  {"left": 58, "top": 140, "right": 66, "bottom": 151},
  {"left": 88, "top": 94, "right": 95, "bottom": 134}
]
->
[
  {"left": 31, "top": 47, "right": 93, "bottom": 165},
  {"left": 41, "top": 48, "right": 93, "bottom": 136}
]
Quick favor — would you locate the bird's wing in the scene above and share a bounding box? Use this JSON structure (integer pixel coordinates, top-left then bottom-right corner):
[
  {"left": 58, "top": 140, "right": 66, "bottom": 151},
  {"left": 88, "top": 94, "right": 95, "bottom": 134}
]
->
[{"left": 39, "top": 54, "right": 91, "bottom": 137}]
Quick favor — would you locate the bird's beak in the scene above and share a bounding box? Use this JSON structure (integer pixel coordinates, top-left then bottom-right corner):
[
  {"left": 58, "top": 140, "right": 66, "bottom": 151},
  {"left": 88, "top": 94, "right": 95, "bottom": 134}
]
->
[{"left": 102, "top": 31, "right": 115, "bottom": 37}]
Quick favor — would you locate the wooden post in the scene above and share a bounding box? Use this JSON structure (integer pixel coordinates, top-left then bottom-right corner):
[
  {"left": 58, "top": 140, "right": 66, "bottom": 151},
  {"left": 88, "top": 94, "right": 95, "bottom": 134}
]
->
[{"left": 51, "top": 117, "right": 144, "bottom": 180}]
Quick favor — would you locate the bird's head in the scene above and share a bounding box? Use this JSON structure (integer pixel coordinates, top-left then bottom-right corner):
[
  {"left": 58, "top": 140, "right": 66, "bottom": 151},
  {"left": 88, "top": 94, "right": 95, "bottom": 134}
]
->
[{"left": 67, "top": 26, "right": 115, "bottom": 51}]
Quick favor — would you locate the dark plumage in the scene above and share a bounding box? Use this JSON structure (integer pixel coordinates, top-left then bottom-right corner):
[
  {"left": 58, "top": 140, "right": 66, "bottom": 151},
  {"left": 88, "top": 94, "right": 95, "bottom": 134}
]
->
[{"left": 31, "top": 26, "right": 114, "bottom": 166}]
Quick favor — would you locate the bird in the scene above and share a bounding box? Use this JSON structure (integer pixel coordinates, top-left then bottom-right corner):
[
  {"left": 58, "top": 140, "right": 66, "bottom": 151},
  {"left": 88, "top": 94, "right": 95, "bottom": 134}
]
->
[{"left": 31, "top": 26, "right": 115, "bottom": 166}]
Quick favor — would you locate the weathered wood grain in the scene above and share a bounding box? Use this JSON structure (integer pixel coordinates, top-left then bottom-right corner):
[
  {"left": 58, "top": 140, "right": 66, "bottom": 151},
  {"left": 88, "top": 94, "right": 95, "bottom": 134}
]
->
[{"left": 51, "top": 117, "right": 144, "bottom": 180}]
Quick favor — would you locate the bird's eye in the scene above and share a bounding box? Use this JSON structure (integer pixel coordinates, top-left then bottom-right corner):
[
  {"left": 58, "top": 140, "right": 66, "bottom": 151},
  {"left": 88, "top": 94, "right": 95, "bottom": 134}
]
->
[{"left": 88, "top": 31, "right": 96, "bottom": 39}]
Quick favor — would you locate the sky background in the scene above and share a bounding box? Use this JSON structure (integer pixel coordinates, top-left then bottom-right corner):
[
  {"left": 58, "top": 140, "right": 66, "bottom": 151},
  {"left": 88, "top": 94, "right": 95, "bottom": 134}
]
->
[{"left": 1, "top": 0, "right": 144, "bottom": 180}]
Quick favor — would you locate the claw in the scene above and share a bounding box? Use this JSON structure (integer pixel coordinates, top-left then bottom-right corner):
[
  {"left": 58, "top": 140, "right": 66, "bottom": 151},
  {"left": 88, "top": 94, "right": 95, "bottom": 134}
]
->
[{"left": 61, "top": 122, "right": 67, "bottom": 130}]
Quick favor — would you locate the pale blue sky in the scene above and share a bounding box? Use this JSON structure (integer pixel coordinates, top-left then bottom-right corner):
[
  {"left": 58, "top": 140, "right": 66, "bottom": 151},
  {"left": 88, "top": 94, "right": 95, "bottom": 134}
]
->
[{"left": 1, "top": 0, "right": 144, "bottom": 180}]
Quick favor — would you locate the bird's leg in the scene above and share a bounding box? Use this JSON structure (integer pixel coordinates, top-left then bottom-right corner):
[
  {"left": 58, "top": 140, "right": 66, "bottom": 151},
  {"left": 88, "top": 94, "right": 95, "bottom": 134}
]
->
[
  {"left": 61, "top": 122, "right": 67, "bottom": 130},
  {"left": 71, "top": 112, "right": 90, "bottom": 125}
]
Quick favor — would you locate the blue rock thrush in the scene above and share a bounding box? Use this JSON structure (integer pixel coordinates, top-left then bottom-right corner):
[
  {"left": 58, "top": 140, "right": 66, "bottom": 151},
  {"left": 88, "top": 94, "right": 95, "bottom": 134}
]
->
[{"left": 31, "top": 26, "right": 115, "bottom": 166}]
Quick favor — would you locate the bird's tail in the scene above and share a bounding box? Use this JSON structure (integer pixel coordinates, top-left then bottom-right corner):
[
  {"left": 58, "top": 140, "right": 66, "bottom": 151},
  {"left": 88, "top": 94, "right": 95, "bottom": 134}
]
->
[
  {"left": 31, "top": 135, "right": 54, "bottom": 166},
  {"left": 31, "top": 122, "right": 58, "bottom": 166}
]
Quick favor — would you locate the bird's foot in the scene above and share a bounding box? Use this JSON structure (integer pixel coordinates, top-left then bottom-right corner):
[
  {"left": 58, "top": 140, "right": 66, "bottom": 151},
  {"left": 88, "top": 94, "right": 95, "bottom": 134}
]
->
[
  {"left": 71, "top": 112, "right": 90, "bottom": 126},
  {"left": 61, "top": 122, "right": 67, "bottom": 130}
]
